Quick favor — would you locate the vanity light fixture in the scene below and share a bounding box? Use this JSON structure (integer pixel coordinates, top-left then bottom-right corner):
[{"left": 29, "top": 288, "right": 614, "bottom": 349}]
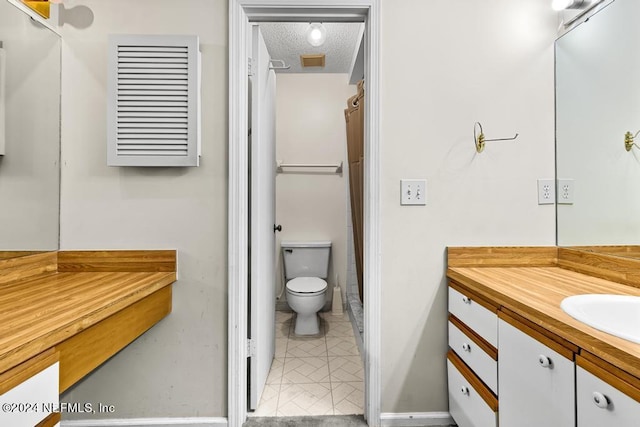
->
[
  {"left": 552, "top": 0, "right": 590, "bottom": 10},
  {"left": 306, "top": 23, "right": 326, "bottom": 47},
  {"left": 556, "top": 0, "right": 607, "bottom": 28}
]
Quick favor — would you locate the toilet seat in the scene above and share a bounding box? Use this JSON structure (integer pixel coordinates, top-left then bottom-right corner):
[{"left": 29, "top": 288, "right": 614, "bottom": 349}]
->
[{"left": 286, "top": 277, "right": 327, "bottom": 296}]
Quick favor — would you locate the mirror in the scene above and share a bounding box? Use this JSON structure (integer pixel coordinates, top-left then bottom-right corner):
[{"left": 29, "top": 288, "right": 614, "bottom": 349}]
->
[
  {"left": 0, "top": 0, "right": 60, "bottom": 255},
  {"left": 555, "top": 0, "right": 640, "bottom": 257}
]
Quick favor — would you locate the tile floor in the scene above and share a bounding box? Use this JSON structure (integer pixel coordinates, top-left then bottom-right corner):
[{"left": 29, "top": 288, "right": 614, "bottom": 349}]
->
[{"left": 251, "top": 311, "right": 364, "bottom": 417}]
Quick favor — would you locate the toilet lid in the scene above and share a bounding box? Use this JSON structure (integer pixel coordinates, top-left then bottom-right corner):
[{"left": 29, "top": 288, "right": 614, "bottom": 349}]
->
[{"left": 286, "top": 277, "right": 327, "bottom": 293}]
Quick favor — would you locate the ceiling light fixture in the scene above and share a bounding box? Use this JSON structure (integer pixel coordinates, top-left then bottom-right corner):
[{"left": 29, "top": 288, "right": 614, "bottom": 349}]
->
[
  {"left": 306, "top": 23, "right": 326, "bottom": 47},
  {"left": 552, "top": 0, "right": 590, "bottom": 11}
]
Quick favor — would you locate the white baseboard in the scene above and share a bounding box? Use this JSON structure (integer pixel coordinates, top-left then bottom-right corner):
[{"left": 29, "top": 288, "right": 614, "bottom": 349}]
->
[
  {"left": 380, "top": 412, "right": 454, "bottom": 427},
  {"left": 61, "top": 418, "right": 227, "bottom": 427}
]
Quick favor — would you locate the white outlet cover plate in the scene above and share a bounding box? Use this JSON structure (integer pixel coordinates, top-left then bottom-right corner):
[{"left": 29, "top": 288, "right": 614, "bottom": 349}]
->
[
  {"left": 400, "top": 179, "right": 427, "bottom": 205},
  {"left": 558, "top": 179, "right": 574, "bottom": 204},
  {"left": 537, "top": 179, "right": 555, "bottom": 205}
]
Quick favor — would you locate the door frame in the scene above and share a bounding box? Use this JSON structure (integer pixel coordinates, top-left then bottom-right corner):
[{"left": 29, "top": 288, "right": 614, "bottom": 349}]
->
[{"left": 228, "top": 1, "right": 381, "bottom": 426}]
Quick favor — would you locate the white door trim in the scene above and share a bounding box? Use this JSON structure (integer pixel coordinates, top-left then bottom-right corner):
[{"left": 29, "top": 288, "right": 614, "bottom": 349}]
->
[{"left": 228, "top": 1, "right": 381, "bottom": 426}]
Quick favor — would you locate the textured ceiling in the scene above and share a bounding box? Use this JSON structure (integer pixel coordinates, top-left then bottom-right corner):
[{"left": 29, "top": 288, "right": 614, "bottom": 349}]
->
[{"left": 258, "top": 22, "right": 363, "bottom": 74}]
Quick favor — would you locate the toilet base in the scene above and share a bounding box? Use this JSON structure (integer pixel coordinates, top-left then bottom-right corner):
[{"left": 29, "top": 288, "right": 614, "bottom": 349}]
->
[{"left": 293, "top": 312, "right": 321, "bottom": 335}]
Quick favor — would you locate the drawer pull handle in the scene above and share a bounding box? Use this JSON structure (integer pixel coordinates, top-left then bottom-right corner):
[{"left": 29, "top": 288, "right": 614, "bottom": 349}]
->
[
  {"left": 592, "top": 392, "right": 609, "bottom": 409},
  {"left": 461, "top": 386, "right": 470, "bottom": 395},
  {"left": 462, "top": 343, "right": 471, "bottom": 352},
  {"left": 462, "top": 296, "right": 472, "bottom": 304},
  {"left": 538, "top": 355, "right": 552, "bottom": 368}
]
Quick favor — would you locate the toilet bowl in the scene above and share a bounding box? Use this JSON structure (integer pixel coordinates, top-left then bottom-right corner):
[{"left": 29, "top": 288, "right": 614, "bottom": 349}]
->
[
  {"left": 286, "top": 277, "right": 328, "bottom": 335},
  {"left": 281, "top": 240, "right": 331, "bottom": 336}
]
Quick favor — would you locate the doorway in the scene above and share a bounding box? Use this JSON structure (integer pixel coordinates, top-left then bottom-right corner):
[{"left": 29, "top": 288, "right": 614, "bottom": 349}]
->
[{"left": 228, "top": 1, "right": 381, "bottom": 427}]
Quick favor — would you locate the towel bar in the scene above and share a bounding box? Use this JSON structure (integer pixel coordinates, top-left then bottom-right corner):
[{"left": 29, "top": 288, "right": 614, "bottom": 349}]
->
[{"left": 276, "top": 161, "right": 343, "bottom": 174}]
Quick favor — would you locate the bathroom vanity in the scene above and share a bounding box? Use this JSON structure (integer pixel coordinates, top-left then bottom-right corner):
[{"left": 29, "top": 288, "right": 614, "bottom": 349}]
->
[
  {"left": 446, "top": 247, "right": 640, "bottom": 427},
  {"left": 0, "top": 251, "right": 176, "bottom": 427}
]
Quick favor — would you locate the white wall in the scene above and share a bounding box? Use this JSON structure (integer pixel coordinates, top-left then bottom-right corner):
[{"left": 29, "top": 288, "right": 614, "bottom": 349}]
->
[
  {"left": 58, "top": 0, "right": 228, "bottom": 419},
  {"left": 0, "top": 1, "right": 60, "bottom": 251},
  {"left": 274, "top": 73, "right": 355, "bottom": 308},
  {"left": 379, "top": 0, "right": 557, "bottom": 412}
]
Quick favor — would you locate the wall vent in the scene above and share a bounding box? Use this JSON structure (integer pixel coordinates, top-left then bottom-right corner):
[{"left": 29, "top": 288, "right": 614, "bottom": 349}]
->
[
  {"left": 300, "top": 54, "right": 325, "bottom": 68},
  {"left": 107, "top": 34, "right": 200, "bottom": 167}
]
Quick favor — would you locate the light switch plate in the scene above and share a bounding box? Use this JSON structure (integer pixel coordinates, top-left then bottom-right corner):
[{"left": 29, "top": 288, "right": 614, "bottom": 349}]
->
[{"left": 401, "top": 179, "right": 427, "bottom": 205}]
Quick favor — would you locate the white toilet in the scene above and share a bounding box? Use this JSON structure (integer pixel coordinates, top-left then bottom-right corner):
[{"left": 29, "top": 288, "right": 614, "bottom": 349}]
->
[{"left": 282, "top": 240, "right": 331, "bottom": 335}]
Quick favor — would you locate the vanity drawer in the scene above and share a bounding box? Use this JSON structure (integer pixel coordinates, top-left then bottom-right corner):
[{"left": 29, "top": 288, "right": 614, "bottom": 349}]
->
[
  {"left": 576, "top": 358, "right": 640, "bottom": 427},
  {"left": 448, "top": 285, "right": 497, "bottom": 347},
  {"left": 447, "top": 351, "right": 497, "bottom": 427},
  {"left": 448, "top": 318, "right": 497, "bottom": 394},
  {"left": 0, "top": 351, "right": 59, "bottom": 427}
]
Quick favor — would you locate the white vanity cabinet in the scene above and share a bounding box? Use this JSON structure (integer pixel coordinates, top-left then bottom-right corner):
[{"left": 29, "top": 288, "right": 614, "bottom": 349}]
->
[
  {"left": 576, "top": 357, "right": 640, "bottom": 427},
  {"left": 447, "top": 283, "right": 498, "bottom": 427},
  {"left": 447, "top": 249, "right": 640, "bottom": 427},
  {"left": 498, "top": 315, "right": 575, "bottom": 427}
]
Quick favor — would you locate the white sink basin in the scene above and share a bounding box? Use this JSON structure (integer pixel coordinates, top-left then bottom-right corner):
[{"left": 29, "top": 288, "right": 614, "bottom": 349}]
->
[{"left": 560, "top": 294, "right": 640, "bottom": 344}]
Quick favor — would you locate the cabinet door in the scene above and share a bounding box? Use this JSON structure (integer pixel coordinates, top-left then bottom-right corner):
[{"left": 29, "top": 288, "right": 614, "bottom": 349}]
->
[
  {"left": 577, "top": 366, "right": 640, "bottom": 427},
  {"left": 0, "top": 361, "right": 59, "bottom": 427},
  {"left": 498, "top": 318, "right": 575, "bottom": 427}
]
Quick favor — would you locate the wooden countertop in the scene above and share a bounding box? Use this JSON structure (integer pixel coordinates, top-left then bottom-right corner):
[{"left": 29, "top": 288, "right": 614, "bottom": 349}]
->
[
  {"left": 447, "top": 265, "right": 640, "bottom": 379},
  {"left": 0, "top": 251, "right": 176, "bottom": 376}
]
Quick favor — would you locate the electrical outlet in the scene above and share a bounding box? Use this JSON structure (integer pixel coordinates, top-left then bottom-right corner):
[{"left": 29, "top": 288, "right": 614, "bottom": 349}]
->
[
  {"left": 558, "top": 179, "right": 574, "bottom": 204},
  {"left": 537, "top": 179, "right": 555, "bottom": 205},
  {"left": 400, "top": 179, "right": 427, "bottom": 205}
]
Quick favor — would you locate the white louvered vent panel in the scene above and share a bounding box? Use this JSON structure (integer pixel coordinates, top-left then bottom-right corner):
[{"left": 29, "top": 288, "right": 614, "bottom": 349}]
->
[{"left": 108, "top": 35, "right": 200, "bottom": 166}]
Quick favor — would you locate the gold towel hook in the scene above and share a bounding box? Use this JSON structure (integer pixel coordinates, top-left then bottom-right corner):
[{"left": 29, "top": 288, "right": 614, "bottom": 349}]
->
[
  {"left": 624, "top": 130, "right": 640, "bottom": 152},
  {"left": 474, "top": 122, "right": 519, "bottom": 153}
]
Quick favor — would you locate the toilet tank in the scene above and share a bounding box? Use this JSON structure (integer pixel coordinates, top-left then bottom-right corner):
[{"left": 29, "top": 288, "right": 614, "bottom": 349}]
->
[{"left": 281, "top": 241, "right": 331, "bottom": 280}]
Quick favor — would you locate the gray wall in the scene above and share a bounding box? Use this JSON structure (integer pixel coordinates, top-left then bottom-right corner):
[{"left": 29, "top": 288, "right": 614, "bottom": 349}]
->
[
  {"left": 379, "top": 0, "right": 557, "bottom": 412},
  {"left": 58, "top": 0, "right": 228, "bottom": 419},
  {"left": 57, "top": 0, "right": 557, "bottom": 421}
]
